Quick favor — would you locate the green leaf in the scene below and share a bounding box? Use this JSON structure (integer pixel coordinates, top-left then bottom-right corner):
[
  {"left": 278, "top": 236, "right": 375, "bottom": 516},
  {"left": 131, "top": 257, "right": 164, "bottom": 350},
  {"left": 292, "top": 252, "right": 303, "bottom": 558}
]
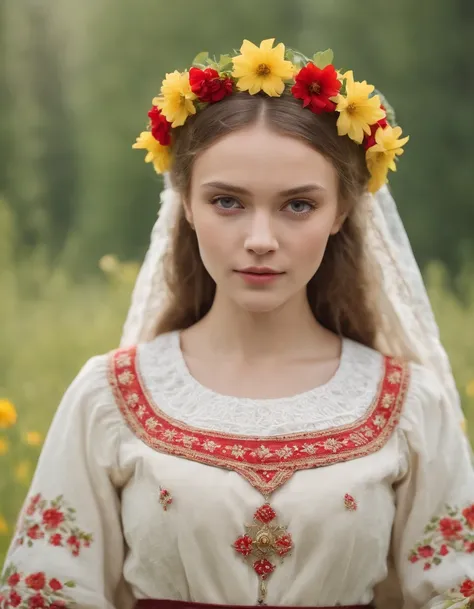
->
[
  {"left": 64, "top": 581, "right": 76, "bottom": 588},
  {"left": 433, "top": 557, "right": 442, "bottom": 565},
  {"left": 192, "top": 51, "right": 209, "bottom": 67},
  {"left": 218, "top": 54, "right": 233, "bottom": 70},
  {"left": 286, "top": 48, "right": 309, "bottom": 68},
  {"left": 375, "top": 89, "right": 397, "bottom": 127},
  {"left": 312, "top": 49, "right": 334, "bottom": 69}
]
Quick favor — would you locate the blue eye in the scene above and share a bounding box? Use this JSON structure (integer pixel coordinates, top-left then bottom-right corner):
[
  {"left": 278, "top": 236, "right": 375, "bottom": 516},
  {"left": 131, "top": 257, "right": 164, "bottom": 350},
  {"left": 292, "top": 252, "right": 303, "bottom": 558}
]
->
[
  {"left": 212, "top": 196, "right": 241, "bottom": 210},
  {"left": 285, "top": 200, "right": 315, "bottom": 214}
]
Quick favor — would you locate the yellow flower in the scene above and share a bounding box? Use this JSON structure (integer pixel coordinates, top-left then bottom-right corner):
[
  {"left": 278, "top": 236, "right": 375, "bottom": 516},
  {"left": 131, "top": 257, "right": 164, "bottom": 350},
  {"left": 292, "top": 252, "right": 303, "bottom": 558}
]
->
[
  {"left": 24, "top": 431, "right": 43, "bottom": 447},
  {"left": 132, "top": 131, "right": 171, "bottom": 174},
  {"left": 0, "top": 437, "right": 9, "bottom": 456},
  {"left": 0, "top": 515, "right": 8, "bottom": 535},
  {"left": 15, "top": 460, "right": 32, "bottom": 484},
  {"left": 232, "top": 38, "right": 294, "bottom": 97},
  {"left": 336, "top": 71, "right": 385, "bottom": 144},
  {"left": 0, "top": 399, "right": 17, "bottom": 429},
  {"left": 154, "top": 71, "right": 196, "bottom": 128},
  {"left": 366, "top": 124, "right": 410, "bottom": 193},
  {"left": 466, "top": 380, "right": 474, "bottom": 398}
]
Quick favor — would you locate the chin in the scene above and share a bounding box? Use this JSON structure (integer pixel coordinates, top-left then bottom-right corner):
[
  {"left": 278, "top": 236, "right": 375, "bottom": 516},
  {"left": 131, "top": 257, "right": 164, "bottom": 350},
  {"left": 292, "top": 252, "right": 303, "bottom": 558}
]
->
[{"left": 231, "top": 292, "right": 288, "bottom": 314}]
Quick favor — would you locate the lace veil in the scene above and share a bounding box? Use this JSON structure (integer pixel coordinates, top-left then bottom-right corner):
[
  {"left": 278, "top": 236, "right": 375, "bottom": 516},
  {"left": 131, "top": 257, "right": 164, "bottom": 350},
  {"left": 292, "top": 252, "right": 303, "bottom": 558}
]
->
[{"left": 120, "top": 177, "right": 465, "bottom": 427}]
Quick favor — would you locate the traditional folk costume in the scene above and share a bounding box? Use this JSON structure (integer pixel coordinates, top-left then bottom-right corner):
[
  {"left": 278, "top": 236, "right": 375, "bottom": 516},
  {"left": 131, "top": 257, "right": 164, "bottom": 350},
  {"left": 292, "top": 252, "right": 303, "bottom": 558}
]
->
[{"left": 1, "top": 39, "right": 473, "bottom": 609}]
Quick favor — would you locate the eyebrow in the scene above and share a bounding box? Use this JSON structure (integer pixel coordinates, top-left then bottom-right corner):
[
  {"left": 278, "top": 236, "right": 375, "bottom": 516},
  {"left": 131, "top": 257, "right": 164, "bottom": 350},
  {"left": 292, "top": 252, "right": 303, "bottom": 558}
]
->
[{"left": 201, "top": 181, "right": 327, "bottom": 197}]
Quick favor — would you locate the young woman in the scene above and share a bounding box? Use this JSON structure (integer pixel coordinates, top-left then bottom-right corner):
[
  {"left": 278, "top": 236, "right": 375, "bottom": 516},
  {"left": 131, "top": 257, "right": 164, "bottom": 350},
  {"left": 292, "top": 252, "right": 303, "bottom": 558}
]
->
[{"left": 1, "top": 38, "right": 473, "bottom": 609}]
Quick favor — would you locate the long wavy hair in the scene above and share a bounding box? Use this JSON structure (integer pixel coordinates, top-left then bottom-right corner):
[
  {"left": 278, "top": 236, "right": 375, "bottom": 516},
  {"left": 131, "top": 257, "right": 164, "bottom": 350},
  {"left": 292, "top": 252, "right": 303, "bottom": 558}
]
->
[{"left": 153, "top": 93, "right": 384, "bottom": 349}]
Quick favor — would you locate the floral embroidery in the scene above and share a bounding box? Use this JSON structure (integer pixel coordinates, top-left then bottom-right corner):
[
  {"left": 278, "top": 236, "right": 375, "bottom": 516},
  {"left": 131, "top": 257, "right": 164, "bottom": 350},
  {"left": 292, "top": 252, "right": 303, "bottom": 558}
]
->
[
  {"left": 408, "top": 503, "right": 474, "bottom": 570},
  {"left": 109, "top": 346, "right": 409, "bottom": 494},
  {"left": 435, "top": 578, "right": 474, "bottom": 608},
  {"left": 14, "top": 493, "right": 93, "bottom": 557},
  {"left": 233, "top": 502, "right": 293, "bottom": 605},
  {"left": 344, "top": 494, "right": 357, "bottom": 511},
  {"left": 159, "top": 487, "right": 173, "bottom": 511},
  {"left": 0, "top": 563, "right": 75, "bottom": 608}
]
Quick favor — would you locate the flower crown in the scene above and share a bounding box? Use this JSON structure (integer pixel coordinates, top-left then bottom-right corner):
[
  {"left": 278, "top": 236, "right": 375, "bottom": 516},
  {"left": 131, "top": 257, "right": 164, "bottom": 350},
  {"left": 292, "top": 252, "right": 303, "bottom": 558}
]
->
[{"left": 133, "top": 38, "right": 409, "bottom": 194}]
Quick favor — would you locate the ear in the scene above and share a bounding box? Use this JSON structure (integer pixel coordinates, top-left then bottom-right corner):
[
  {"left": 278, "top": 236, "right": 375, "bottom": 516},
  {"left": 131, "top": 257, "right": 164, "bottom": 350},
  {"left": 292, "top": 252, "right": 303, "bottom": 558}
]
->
[
  {"left": 330, "top": 210, "right": 348, "bottom": 235},
  {"left": 182, "top": 198, "right": 194, "bottom": 227}
]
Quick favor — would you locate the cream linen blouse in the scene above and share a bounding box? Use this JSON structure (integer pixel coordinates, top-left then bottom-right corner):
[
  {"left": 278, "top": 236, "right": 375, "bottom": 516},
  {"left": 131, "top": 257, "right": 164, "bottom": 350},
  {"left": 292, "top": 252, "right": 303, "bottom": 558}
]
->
[{"left": 1, "top": 331, "right": 474, "bottom": 609}]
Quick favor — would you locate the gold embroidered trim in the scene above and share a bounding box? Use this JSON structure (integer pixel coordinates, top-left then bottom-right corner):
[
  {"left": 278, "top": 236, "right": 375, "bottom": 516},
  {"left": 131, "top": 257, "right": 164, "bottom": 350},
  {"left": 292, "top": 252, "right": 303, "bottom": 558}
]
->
[{"left": 108, "top": 346, "right": 409, "bottom": 494}]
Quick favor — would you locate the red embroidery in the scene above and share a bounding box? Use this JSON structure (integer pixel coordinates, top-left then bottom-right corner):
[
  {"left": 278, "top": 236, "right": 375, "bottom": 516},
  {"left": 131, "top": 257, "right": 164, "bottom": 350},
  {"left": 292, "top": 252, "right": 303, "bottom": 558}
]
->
[
  {"left": 435, "top": 578, "right": 474, "bottom": 608},
  {"left": 159, "top": 487, "right": 173, "bottom": 511},
  {"left": 409, "top": 503, "right": 474, "bottom": 569},
  {"left": 233, "top": 502, "right": 293, "bottom": 605},
  {"left": 14, "top": 494, "right": 93, "bottom": 557},
  {"left": 344, "top": 493, "right": 357, "bottom": 511},
  {"left": 109, "top": 346, "right": 409, "bottom": 494},
  {"left": 0, "top": 563, "right": 75, "bottom": 608}
]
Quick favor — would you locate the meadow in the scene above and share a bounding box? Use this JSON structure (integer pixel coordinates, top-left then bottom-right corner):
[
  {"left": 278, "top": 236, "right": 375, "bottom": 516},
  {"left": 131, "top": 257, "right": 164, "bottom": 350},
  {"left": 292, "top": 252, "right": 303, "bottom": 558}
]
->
[{"left": 1, "top": 199, "right": 473, "bottom": 564}]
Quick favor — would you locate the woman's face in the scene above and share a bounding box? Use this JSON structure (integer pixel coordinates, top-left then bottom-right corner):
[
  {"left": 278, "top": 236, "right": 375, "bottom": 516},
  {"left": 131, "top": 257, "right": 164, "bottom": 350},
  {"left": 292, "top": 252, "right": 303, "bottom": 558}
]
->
[{"left": 185, "top": 123, "right": 344, "bottom": 314}]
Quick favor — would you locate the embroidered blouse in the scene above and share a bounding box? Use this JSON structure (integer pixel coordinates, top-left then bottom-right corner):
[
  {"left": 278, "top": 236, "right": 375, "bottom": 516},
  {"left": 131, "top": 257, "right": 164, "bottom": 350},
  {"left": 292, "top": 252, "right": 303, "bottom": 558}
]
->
[{"left": 1, "top": 331, "right": 474, "bottom": 609}]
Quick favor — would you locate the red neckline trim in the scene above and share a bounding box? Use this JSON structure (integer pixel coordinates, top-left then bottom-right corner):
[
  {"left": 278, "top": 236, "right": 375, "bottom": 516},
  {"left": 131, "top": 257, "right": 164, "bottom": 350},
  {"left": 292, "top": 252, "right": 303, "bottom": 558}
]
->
[{"left": 108, "top": 346, "right": 409, "bottom": 494}]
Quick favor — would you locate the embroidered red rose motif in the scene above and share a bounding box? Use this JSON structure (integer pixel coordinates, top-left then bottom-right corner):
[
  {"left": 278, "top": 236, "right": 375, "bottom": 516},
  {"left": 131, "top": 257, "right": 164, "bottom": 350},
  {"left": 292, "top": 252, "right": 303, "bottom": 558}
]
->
[
  {"left": 408, "top": 502, "right": 474, "bottom": 568},
  {"left": 463, "top": 504, "right": 474, "bottom": 528},
  {"left": 440, "top": 517, "right": 463, "bottom": 540},
  {"left": 344, "top": 493, "right": 357, "bottom": 511},
  {"left": 460, "top": 579, "right": 474, "bottom": 598},
  {"left": 14, "top": 493, "right": 93, "bottom": 557},
  {"left": 159, "top": 487, "right": 173, "bottom": 511},
  {"left": 0, "top": 564, "right": 76, "bottom": 608},
  {"left": 233, "top": 502, "right": 293, "bottom": 605}
]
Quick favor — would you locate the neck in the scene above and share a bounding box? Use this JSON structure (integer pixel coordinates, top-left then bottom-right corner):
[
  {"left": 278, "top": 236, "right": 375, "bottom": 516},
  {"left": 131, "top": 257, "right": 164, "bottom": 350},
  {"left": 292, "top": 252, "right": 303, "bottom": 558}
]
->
[{"left": 185, "top": 289, "right": 339, "bottom": 363}]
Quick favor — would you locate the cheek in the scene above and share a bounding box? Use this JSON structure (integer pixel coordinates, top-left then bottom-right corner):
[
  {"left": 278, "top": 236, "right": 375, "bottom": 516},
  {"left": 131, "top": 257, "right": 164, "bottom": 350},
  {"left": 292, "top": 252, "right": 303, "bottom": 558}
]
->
[
  {"left": 194, "top": 215, "right": 231, "bottom": 273},
  {"left": 291, "top": 218, "right": 333, "bottom": 272}
]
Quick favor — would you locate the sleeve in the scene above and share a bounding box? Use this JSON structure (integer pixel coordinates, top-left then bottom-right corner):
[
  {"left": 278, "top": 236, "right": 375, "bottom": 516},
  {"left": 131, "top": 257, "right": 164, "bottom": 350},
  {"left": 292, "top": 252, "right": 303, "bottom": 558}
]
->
[
  {"left": 0, "top": 355, "right": 134, "bottom": 609},
  {"left": 377, "top": 364, "right": 474, "bottom": 609}
]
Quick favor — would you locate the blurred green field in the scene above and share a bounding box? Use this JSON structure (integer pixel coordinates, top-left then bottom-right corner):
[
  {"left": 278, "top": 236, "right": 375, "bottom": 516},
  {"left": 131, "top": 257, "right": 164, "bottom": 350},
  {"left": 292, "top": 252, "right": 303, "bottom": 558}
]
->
[{"left": 1, "top": 199, "right": 474, "bottom": 565}]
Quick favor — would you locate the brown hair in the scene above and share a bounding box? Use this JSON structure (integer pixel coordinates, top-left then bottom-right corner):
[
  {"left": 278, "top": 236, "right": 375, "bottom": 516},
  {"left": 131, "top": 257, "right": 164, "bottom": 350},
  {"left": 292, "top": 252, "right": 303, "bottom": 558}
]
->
[{"left": 154, "top": 93, "right": 384, "bottom": 348}]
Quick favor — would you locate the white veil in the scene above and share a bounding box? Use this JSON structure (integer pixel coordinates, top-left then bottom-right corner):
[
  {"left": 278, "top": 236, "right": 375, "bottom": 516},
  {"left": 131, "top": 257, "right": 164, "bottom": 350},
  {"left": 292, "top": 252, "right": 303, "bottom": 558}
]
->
[{"left": 120, "top": 178, "right": 465, "bottom": 427}]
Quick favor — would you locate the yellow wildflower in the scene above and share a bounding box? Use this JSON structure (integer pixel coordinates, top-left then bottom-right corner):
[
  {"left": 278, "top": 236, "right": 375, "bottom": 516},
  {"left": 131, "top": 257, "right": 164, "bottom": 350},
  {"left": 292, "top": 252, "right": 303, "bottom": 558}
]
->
[
  {"left": 0, "top": 515, "right": 8, "bottom": 535},
  {"left": 466, "top": 380, "right": 474, "bottom": 398},
  {"left": 154, "top": 71, "right": 196, "bottom": 128},
  {"left": 24, "top": 431, "right": 43, "bottom": 447},
  {"left": 232, "top": 38, "right": 294, "bottom": 97},
  {"left": 336, "top": 71, "right": 385, "bottom": 144},
  {"left": 99, "top": 254, "right": 120, "bottom": 274},
  {"left": 0, "top": 437, "right": 9, "bottom": 455},
  {"left": 366, "top": 124, "right": 410, "bottom": 193},
  {"left": 15, "top": 460, "right": 32, "bottom": 484},
  {"left": 0, "top": 399, "right": 17, "bottom": 429},
  {"left": 132, "top": 131, "right": 171, "bottom": 174}
]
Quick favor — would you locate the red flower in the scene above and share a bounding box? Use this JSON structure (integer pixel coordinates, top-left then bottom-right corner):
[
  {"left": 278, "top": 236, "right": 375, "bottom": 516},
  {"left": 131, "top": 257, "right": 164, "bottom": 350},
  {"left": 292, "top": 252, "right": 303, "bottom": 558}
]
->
[
  {"left": 439, "top": 544, "right": 449, "bottom": 556},
  {"left": 27, "top": 525, "right": 44, "bottom": 540},
  {"left": 418, "top": 545, "right": 435, "bottom": 558},
  {"left": 50, "top": 603, "right": 67, "bottom": 609},
  {"left": 8, "top": 572, "right": 21, "bottom": 586},
  {"left": 253, "top": 558, "right": 275, "bottom": 579},
  {"left": 42, "top": 508, "right": 64, "bottom": 530},
  {"left": 364, "top": 105, "right": 388, "bottom": 150},
  {"left": 147, "top": 107, "right": 171, "bottom": 147},
  {"left": 439, "top": 517, "right": 463, "bottom": 540},
  {"left": 291, "top": 63, "right": 341, "bottom": 114},
  {"left": 26, "top": 494, "right": 41, "bottom": 516},
  {"left": 463, "top": 505, "right": 474, "bottom": 528},
  {"left": 423, "top": 562, "right": 431, "bottom": 571},
  {"left": 234, "top": 534, "right": 253, "bottom": 556},
  {"left": 49, "top": 533, "right": 63, "bottom": 546},
  {"left": 49, "top": 578, "right": 63, "bottom": 592},
  {"left": 409, "top": 554, "right": 419, "bottom": 563},
  {"left": 189, "top": 67, "right": 233, "bottom": 103},
  {"left": 28, "top": 593, "right": 46, "bottom": 608},
  {"left": 25, "top": 572, "right": 46, "bottom": 591},
  {"left": 344, "top": 494, "right": 357, "bottom": 511},
  {"left": 254, "top": 504, "right": 276, "bottom": 524},
  {"left": 275, "top": 533, "right": 293, "bottom": 556},
  {"left": 461, "top": 579, "right": 474, "bottom": 598},
  {"left": 465, "top": 542, "right": 474, "bottom": 553},
  {"left": 9, "top": 591, "right": 22, "bottom": 607}
]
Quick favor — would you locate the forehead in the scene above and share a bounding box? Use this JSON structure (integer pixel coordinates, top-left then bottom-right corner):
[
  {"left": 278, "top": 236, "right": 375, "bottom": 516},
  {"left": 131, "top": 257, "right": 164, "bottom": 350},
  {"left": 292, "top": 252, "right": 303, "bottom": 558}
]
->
[{"left": 191, "top": 125, "right": 339, "bottom": 196}]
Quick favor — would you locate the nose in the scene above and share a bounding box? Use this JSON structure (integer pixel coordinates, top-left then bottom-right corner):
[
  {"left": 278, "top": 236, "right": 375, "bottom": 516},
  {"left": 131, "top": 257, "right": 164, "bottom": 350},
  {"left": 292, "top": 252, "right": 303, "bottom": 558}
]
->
[{"left": 244, "top": 211, "right": 279, "bottom": 255}]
